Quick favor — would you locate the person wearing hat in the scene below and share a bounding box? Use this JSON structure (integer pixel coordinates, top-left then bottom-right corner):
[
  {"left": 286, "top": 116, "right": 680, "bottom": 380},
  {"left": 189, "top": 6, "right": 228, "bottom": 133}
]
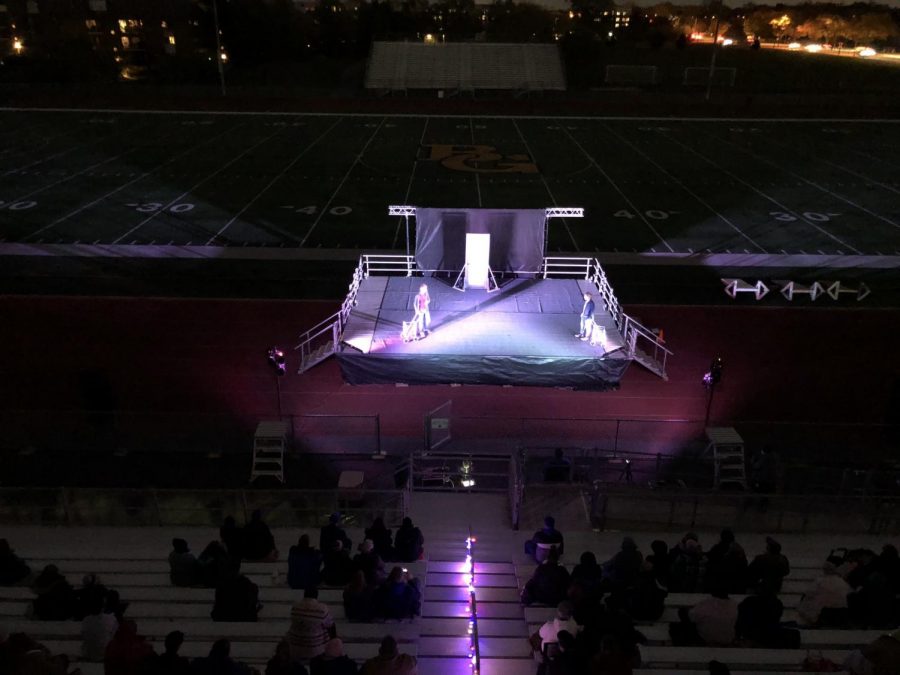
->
[
  {"left": 669, "top": 533, "right": 706, "bottom": 593},
  {"left": 321, "top": 540, "right": 354, "bottom": 587},
  {"left": 526, "top": 516, "right": 565, "bottom": 563},
  {"left": 361, "top": 635, "right": 416, "bottom": 675},
  {"left": 747, "top": 537, "right": 790, "bottom": 593},
  {"left": 393, "top": 517, "right": 425, "bottom": 563},
  {"left": 288, "top": 534, "right": 323, "bottom": 591},
  {"left": 310, "top": 638, "right": 358, "bottom": 675},
  {"left": 320, "top": 514, "right": 352, "bottom": 555},
  {"left": 353, "top": 539, "right": 386, "bottom": 587},
  {"left": 538, "top": 601, "right": 580, "bottom": 650}
]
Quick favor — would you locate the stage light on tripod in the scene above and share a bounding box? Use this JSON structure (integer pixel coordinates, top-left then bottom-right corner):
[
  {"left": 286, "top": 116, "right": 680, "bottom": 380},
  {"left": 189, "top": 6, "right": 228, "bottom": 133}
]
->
[
  {"left": 703, "top": 356, "right": 723, "bottom": 388},
  {"left": 267, "top": 347, "right": 286, "bottom": 376}
]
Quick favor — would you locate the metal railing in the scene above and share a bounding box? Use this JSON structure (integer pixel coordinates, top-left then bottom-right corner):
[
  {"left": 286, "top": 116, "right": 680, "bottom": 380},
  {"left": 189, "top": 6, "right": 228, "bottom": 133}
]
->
[
  {"left": 0, "top": 486, "right": 408, "bottom": 527},
  {"left": 509, "top": 452, "right": 525, "bottom": 530},
  {"left": 408, "top": 452, "right": 509, "bottom": 493},
  {"left": 362, "top": 253, "right": 415, "bottom": 277},
  {"left": 543, "top": 255, "right": 672, "bottom": 377},
  {"left": 588, "top": 486, "right": 900, "bottom": 535}
]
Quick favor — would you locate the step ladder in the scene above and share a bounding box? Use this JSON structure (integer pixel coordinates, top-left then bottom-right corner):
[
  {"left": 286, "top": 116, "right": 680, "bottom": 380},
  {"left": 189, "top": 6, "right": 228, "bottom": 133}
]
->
[
  {"left": 705, "top": 426, "right": 746, "bottom": 490},
  {"left": 250, "top": 421, "right": 289, "bottom": 483}
]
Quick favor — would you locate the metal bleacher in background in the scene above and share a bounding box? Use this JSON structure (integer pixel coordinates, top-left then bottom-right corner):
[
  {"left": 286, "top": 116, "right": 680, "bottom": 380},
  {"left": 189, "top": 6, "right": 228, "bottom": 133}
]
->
[{"left": 365, "top": 41, "right": 566, "bottom": 92}]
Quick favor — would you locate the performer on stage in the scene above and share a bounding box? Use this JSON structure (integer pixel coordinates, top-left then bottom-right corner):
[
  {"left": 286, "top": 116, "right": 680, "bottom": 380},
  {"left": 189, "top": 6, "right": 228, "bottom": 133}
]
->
[
  {"left": 413, "top": 284, "right": 431, "bottom": 339},
  {"left": 576, "top": 292, "right": 595, "bottom": 341}
]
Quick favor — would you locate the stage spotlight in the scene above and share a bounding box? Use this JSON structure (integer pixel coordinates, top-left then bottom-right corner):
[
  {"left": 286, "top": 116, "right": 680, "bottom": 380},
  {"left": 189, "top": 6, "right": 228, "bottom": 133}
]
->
[
  {"left": 267, "top": 347, "right": 286, "bottom": 376},
  {"left": 703, "top": 356, "right": 723, "bottom": 387}
]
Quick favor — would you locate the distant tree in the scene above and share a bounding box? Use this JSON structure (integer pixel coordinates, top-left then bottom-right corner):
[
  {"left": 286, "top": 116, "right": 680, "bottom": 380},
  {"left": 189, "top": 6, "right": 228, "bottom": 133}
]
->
[{"left": 485, "top": 1, "right": 554, "bottom": 42}]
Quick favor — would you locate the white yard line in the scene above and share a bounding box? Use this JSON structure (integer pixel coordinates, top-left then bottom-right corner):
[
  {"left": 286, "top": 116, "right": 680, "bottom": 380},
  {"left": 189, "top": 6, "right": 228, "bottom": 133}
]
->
[
  {"left": 511, "top": 119, "right": 578, "bottom": 251},
  {"left": 718, "top": 135, "right": 900, "bottom": 231},
  {"left": 298, "top": 118, "right": 387, "bottom": 247},
  {"left": 391, "top": 118, "right": 430, "bottom": 249},
  {"left": 2, "top": 124, "right": 128, "bottom": 176},
  {"left": 561, "top": 127, "right": 673, "bottom": 253},
  {"left": 663, "top": 132, "right": 862, "bottom": 255},
  {"left": 111, "top": 127, "right": 285, "bottom": 244},
  {"left": 207, "top": 118, "right": 343, "bottom": 245},
  {"left": 470, "top": 117, "right": 483, "bottom": 208},
  {"left": 23, "top": 123, "right": 242, "bottom": 241},
  {"left": 601, "top": 123, "right": 767, "bottom": 254}
]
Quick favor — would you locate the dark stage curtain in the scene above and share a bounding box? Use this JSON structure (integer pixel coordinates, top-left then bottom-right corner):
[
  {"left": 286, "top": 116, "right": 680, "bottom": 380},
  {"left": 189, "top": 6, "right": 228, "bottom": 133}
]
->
[{"left": 414, "top": 208, "right": 545, "bottom": 273}]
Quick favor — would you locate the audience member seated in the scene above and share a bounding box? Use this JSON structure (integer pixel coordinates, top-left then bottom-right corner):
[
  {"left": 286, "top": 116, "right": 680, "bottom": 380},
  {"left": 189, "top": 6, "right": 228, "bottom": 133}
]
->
[
  {"left": 320, "top": 514, "right": 352, "bottom": 555},
  {"left": 589, "top": 634, "right": 636, "bottom": 675},
  {"left": 266, "top": 639, "right": 308, "bottom": 675},
  {"left": 392, "top": 518, "right": 424, "bottom": 563},
  {"left": 798, "top": 561, "right": 851, "bottom": 626},
  {"left": 617, "top": 564, "right": 668, "bottom": 622},
  {"left": 848, "top": 566, "right": 897, "bottom": 628},
  {"left": 736, "top": 581, "right": 799, "bottom": 648},
  {"left": 30, "top": 565, "right": 75, "bottom": 621},
  {"left": 570, "top": 551, "right": 603, "bottom": 598},
  {"left": 81, "top": 596, "right": 118, "bottom": 662},
  {"left": 705, "top": 528, "right": 747, "bottom": 594},
  {"left": 645, "top": 539, "right": 670, "bottom": 586},
  {"left": 0, "top": 539, "right": 30, "bottom": 586},
  {"left": 244, "top": 509, "right": 279, "bottom": 562},
  {"left": 344, "top": 571, "right": 376, "bottom": 622},
  {"left": 104, "top": 589, "right": 128, "bottom": 622},
  {"left": 321, "top": 541, "right": 354, "bottom": 587},
  {"left": 72, "top": 573, "right": 110, "bottom": 620},
  {"left": 668, "top": 532, "right": 706, "bottom": 593},
  {"left": 197, "top": 541, "right": 241, "bottom": 589},
  {"left": 845, "top": 629, "right": 900, "bottom": 674},
  {"left": 522, "top": 548, "right": 570, "bottom": 607},
  {"left": 669, "top": 584, "right": 737, "bottom": 647},
  {"left": 191, "top": 638, "right": 254, "bottom": 675},
  {"left": 169, "top": 538, "right": 199, "bottom": 587},
  {"left": 602, "top": 537, "right": 643, "bottom": 591},
  {"left": 374, "top": 566, "right": 421, "bottom": 620},
  {"left": 211, "top": 574, "right": 261, "bottom": 622},
  {"left": 841, "top": 547, "right": 877, "bottom": 589},
  {"left": 873, "top": 544, "right": 900, "bottom": 593},
  {"left": 310, "top": 638, "right": 358, "bottom": 675},
  {"left": 542, "top": 630, "right": 584, "bottom": 675},
  {"left": 1, "top": 632, "right": 76, "bottom": 675},
  {"left": 288, "top": 535, "right": 322, "bottom": 591},
  {"left": 709, "top": 661, "right": 731, "bottom": 675},
  {"left": 360, "top": 635, "right": 417, "bottom": 675},
  {"left": 220, "top": 516, "right": 245, "bottom": 561},
  {"left": 746, "top": 536, "right": 790, "bottom": 593},
  {"left": 543, "top": 449, "right": 572, "bottom": 483},
  {"left": 364, "top": 518, "right": 393, "bottom": 562},
  {"left": 104, "top": 620, "right": 155, "bottom": 675},
  {"left": 526, "top": 516, "right": 565, "bottom": 563},
  {"left": 353, "top": 540, "right": 386, "bottom": 587},
  {"left": 150, "top": 630, "right": 191, "bottom": 675},
  {"left": 538, "top": 601, "right": 580, "bottom": 650},
  {"left": 285, "top": 586, "right": 336, "bottom": 662}
]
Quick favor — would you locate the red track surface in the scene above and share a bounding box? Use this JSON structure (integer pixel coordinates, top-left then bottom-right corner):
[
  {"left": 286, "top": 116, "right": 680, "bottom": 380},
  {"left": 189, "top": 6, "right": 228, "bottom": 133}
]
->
[{"left": 2, "top": 296, "right": 896, "bottom": 457}]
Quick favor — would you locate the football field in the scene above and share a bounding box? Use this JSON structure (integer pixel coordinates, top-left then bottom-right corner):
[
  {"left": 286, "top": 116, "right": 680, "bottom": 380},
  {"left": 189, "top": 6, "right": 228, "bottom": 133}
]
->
[{"left": 1, "top": 108, "right": 898, "bottom": 257}]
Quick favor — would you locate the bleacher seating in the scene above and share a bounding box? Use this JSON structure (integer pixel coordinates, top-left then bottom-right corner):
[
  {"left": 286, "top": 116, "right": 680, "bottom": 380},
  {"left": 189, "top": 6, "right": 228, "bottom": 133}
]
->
[
  {"left": 2, "top": 504, "right": 892, "bottom": 675},
  {"left": 365, "top": 42, "right": 566, "bottom": 92}
]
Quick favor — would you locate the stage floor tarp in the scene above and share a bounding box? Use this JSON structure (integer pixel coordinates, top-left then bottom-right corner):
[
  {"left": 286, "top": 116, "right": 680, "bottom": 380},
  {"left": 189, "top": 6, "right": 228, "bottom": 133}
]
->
[{"left": 339, "top": 277, "right": 630, "bottom": 389}]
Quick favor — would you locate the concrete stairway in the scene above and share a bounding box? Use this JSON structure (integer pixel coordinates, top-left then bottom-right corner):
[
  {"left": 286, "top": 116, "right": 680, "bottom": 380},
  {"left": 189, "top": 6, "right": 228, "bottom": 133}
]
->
[{"left": 411, "top": 492, "right": 537, "bottom": 675}]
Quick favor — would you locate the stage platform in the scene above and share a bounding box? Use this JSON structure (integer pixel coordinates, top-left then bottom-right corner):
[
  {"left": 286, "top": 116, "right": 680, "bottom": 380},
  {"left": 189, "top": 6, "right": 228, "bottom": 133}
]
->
[{"left": 338, "top": 277, "right": 630, "bottom": 389}]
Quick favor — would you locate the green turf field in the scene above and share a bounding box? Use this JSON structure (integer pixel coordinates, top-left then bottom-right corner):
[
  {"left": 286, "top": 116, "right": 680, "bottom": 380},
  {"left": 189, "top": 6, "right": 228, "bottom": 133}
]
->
[{"left": 0, "top": 109, "right": 898, "bottom": 256}]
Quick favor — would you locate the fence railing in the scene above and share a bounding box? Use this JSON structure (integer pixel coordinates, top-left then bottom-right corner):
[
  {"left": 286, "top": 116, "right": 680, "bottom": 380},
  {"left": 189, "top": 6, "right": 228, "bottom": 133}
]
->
[
  {"left": 589, "top": 486, "right": 900, "bottom": 535},
  {"left": 0, "top": 486, "right": 408, "bottom": 527},
  {"left": 543, "top": 256, "right": 672, "bottom": 377},
  {"left": 509, "top": 453, "right": 525, "bottom": 530},
  {"left": 408, "top": 452, "right": 509, "bottom": 493}
]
